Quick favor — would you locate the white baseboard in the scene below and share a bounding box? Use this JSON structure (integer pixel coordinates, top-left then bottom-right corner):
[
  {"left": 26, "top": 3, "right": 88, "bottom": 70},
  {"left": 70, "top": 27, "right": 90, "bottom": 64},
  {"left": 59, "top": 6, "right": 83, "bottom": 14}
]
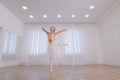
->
[
  {"left": 103, "top": 60, "right": 120, "bottom": 66},
  {"left": 0, "top": 61, "right": 20, "bottom": 68}
]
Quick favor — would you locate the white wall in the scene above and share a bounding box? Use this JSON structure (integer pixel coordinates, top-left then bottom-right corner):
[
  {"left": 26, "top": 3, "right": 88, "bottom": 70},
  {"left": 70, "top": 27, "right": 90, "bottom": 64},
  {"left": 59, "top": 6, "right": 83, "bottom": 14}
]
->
[
  {"left": 98, "top": 1, "right": 120, "bottom": 66},
  {"left": 0, "top": 2, "right": 25, "bottom": 67},
  {"left": 22, "top": 23, "right": 102, "bottom": 65}
]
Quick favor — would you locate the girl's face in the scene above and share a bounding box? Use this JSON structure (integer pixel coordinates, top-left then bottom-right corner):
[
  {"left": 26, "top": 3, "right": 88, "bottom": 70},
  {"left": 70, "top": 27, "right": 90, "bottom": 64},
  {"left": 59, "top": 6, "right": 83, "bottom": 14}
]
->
[{"left": 50, "top": 26, "right": 55, "bottom": 32}]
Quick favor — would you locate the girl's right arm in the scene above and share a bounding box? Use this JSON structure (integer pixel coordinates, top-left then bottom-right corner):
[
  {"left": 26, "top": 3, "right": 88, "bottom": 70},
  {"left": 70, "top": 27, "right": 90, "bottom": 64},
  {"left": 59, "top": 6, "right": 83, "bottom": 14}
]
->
[{"left": 42, "top": 27, "right": 48, "bottom": 34}]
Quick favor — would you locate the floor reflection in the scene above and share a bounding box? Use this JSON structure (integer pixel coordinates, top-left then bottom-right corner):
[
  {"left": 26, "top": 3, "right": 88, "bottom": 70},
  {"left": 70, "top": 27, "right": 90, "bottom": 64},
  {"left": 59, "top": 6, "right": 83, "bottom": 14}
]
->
[
  {"left": 0, "top": 66, "right": 120, "bottom": 80},
  {"left": 49, "top": 71, "right": 54, "bottom": 80}
]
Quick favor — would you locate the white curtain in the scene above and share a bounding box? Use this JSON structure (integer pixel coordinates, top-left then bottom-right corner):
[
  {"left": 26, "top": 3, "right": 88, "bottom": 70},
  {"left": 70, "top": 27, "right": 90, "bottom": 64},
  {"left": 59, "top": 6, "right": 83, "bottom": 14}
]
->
[
  {"left": 2, "top": 31, "right": 21, "bottom": 61},
  {"left": 21, "top": 24, "right": 101, "bottom": 65},
  {"left": 64, "top": 30, "right": 81, "bottom": 53},
  {"left": 0, "top": 27, "right": 2, "bottom": 40},
  {"left": 31, "top": 31, "right": 48, "bottom": 54},
  {"left": 0, "top": 27, "right": 3, "bottom": 58}
]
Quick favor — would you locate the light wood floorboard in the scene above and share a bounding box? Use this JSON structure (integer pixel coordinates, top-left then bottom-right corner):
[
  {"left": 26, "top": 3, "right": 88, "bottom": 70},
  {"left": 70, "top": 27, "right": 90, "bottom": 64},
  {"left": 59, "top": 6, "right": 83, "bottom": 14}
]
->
[{"left": 0, "top": 65, "right": 120, "bottom": 80}]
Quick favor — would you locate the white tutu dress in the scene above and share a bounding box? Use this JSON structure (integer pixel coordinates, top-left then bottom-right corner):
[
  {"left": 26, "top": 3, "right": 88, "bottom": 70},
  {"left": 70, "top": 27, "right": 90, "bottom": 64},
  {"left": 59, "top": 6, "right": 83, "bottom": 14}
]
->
[{"left": 48, "top": 41, "right": 64, "bottom": 65}]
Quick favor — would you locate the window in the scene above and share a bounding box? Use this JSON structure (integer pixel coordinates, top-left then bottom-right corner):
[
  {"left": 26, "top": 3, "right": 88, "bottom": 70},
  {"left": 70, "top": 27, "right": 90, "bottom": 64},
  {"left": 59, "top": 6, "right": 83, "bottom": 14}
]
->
[
  {"left": 0, "top": 27, "right": 3, "bottom": 40},
  {"left": 3, "top": 31, "right": 17, "bottom": 54},
  {"left": 2, "top": 31, "right": 21, "bottom": 61},
  {"left": 31, "top": 31, "right": 48, "bottom": 54},
  {"left": 64, "top": 30, "right": 80, "bottom": 54},
  {"left": 30, "top": 30, "right": 80, "bottom": 54}
]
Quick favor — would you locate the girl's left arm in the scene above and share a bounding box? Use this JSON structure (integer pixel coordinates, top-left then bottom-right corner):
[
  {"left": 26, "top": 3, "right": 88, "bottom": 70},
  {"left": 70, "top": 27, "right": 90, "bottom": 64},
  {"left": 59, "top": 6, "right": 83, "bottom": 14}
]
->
[{"left": 55, "top": 29, "right": 67, "bottom": 35}]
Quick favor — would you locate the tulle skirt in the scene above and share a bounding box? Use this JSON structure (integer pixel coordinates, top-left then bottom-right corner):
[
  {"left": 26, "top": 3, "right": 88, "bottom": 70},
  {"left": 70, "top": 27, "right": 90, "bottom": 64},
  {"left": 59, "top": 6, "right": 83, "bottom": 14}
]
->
[{"left": 48, "top": 41, "right": 64, "bottom": 65}]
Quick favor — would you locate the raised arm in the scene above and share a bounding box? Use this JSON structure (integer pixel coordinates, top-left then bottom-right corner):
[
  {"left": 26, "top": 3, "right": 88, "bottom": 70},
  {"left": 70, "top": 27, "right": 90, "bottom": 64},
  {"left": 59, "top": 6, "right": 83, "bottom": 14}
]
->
[
  {"left": 55, "top": 29, "right": 67, "bottom": 35},
  {"left": 42, "top": 27, "right": 48, "bottom": 33}
]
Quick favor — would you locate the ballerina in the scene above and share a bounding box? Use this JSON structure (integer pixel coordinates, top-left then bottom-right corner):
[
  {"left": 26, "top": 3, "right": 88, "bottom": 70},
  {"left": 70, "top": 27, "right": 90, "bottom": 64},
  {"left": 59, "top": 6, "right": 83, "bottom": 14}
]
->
[{"left": 42, "top": 26, "right": 67, "bottom": 72}]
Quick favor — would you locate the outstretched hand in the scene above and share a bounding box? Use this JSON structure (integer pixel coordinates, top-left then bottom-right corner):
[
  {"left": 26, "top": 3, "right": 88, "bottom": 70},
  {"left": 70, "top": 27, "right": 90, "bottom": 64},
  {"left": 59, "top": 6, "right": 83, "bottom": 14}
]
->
[
  {"left": 42, "top": 27, "right": 44, "bottom": 31},
  {"left": 64, "top": 29, "right": 67, "bottom": 31}
]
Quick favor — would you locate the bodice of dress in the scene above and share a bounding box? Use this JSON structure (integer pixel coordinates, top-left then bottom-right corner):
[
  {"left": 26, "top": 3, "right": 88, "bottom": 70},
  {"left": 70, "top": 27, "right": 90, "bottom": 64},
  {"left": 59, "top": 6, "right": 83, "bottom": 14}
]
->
[{"left": 47, "top": 33, "right": 55, "bottom": 43}]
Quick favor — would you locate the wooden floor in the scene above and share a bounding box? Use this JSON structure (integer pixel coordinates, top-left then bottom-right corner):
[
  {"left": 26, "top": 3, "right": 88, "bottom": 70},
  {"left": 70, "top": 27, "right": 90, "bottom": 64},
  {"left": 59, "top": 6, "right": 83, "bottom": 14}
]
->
[{"left": 0, "top": 65, "right": 120, "bottom": 80}]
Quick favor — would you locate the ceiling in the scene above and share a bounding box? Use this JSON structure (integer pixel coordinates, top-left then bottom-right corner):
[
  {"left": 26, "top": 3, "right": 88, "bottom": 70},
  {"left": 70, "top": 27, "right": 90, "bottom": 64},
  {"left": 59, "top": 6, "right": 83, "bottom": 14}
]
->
[{"left": 0, "top": 0, "right": 116, "bottom": 23}]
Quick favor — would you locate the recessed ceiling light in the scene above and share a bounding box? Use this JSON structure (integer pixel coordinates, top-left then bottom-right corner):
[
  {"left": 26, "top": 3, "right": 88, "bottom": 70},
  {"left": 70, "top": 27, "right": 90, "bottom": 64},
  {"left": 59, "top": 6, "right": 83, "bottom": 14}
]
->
[
  {"left": 22, "top": 6, "right": 28, "bottom": 10},
  {"left": 43, "top": 15, "right": 47, "bottom": 18},
  {"left": 29, "top": 15, "right": 34, "bottom": 18},
  {"left": 89, "top": 5, "right": 95, "bottom": 9},
  {"left": 57, "top": 15, "right": 62, "bottom": 18},
  {"left": 72, "top": 15, "right": 76, "bottom": 18},
  {"left": 85, "top": 14, "right": 90, "bottom": 18}
]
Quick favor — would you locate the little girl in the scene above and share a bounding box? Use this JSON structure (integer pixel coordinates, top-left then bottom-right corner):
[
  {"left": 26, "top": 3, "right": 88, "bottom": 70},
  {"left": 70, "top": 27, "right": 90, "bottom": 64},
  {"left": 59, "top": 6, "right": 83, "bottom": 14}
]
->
[{"left": 42, "top": 26, "right": 67, "bottom": 72}]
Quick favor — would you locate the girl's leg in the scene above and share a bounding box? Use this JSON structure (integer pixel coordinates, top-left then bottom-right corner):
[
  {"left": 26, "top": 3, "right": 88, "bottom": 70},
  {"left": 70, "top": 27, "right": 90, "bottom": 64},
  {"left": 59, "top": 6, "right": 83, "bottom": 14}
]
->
[
  {"left": 50, "top": 55, "right": 53, "bottom": 72},
  {"left": 49, "top": 43, "right": 54, "bottom": 72}
]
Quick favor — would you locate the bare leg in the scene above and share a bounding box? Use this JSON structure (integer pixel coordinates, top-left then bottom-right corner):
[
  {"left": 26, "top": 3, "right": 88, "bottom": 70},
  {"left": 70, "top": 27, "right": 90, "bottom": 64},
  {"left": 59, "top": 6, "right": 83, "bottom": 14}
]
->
[
  {"left": 50, "top": 55, "right": 53, "bottom": 72},
  {"left": 49, "top": 43, "right": 54, "bottom": 72}
]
